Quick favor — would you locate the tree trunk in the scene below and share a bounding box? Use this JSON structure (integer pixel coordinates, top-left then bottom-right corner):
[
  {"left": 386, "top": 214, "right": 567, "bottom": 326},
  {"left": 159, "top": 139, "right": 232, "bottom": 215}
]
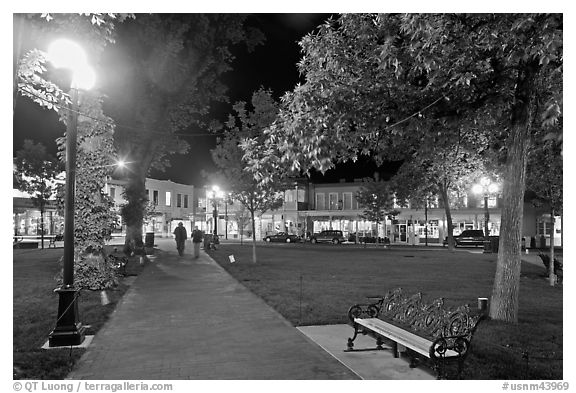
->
[
  {"left": 489, "top": 62, "right": 537, "bottom": 323},
  {"left": 123, "top": 170, "right": 147, "bottom": 254},
  {"left": 439, "top": 185, "right": 455, "bottom": 250},
  {"left": 250, "top": 209, "right": 257, "bottom": 263},
  {"left": 549, "top": 208, "right": 555, "bottom": 286},
  {"left": 40, "top": 203, "right": 45, "bottom": 250}
]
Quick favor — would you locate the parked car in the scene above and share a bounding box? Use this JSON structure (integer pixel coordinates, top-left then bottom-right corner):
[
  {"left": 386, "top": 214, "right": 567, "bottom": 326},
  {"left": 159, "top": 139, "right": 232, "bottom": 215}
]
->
[
  {"left": 309, "top": 230, "right": 346, "bottom": 244},
  {"left": 443, "top": 230, "right": 487, "bottom": 247},
  {"left": 263, "top": 232, "right": 301, "bottom": 243}
]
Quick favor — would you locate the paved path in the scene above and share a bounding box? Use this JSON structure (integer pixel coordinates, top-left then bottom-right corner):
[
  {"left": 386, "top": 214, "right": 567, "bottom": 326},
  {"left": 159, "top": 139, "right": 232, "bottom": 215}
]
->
[{"left": 67, "top": 239, "right": 357, "bottom": 380}]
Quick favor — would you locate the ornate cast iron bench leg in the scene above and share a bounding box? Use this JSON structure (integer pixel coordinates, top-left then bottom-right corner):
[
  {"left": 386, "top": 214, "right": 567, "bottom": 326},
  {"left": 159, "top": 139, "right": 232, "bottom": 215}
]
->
[{"left": 346, "top": 324, "right": 360, "bottom": 350}]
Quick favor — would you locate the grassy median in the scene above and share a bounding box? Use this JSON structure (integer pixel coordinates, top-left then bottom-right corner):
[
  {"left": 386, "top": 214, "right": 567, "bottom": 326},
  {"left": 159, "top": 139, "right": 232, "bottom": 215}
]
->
[
  {"left": 208, "top": 242, "right": 563, "bottom": 380},
  {"left": 13, "top": 247, "right": 145, "bottom": 379}
]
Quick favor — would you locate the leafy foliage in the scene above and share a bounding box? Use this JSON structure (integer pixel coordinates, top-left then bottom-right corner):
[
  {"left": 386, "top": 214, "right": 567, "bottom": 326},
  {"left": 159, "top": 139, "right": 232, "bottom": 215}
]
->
[
  {"left": 243, "top": 13, "right": 562, "bottom": 323},
  {"left": 55, "top": 91, "right": 119, "bottom": 289}
]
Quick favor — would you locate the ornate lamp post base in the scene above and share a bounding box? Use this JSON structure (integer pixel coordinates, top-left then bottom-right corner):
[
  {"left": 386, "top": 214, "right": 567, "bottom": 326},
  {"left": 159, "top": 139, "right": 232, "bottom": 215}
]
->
[{"left": 48, "top": 287, "right": 86, "bottom": 347}]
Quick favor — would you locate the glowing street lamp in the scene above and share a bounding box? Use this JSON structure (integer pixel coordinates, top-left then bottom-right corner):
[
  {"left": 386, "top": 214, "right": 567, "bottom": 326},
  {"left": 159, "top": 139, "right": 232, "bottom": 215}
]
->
[
  {"left": 472, "top": 177, "right": 499, "bottom": 254},
  {"left": 206, "top": 185, "right": 225, "bottom": 236},
  {"left": 47, "top": 39, "right": 95, "bottom": 347}
]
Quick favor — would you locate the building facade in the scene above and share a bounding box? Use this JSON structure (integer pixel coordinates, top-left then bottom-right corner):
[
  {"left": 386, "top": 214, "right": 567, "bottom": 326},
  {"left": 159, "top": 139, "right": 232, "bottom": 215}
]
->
[
  {"left": 106, "top": 177, "right": 197, "bottom": 237},
  {"left": 13, "top": 190, "right": 63, "bottom": 236},
  {"left": 207, "top": 179, "right": 562, "bottom": 247}
]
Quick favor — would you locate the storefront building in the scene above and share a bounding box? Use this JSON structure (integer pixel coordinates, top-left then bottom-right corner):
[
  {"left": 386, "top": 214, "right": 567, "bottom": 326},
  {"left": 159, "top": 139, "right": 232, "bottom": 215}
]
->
[
  {"left": 222, "top": 180, "right": 562, "bottom": 247},
  {"left": 106, "top": 177, "right": 197, "bottom": 237}
]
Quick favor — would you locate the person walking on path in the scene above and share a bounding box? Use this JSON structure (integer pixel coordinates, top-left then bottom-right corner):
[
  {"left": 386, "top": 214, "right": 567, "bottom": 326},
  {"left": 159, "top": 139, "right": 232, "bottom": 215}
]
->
[
  {"left": 191, "top": 226, "right": 203, "bottom": 258},
  {"left": 173, "top": 222, "right": 187, "bottom": 256}
]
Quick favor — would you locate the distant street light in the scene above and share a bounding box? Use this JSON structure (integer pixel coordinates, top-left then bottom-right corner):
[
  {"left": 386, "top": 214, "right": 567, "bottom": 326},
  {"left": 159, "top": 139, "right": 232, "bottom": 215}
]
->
[
  {"left": 206, "top": 185, "right": 224, "bottom": 236},
  {"left": 472, "top": 177, "right": 499, "bottom": 254},
  {"left": 47, "top": 39, "right": 95, "bottom": 347}
]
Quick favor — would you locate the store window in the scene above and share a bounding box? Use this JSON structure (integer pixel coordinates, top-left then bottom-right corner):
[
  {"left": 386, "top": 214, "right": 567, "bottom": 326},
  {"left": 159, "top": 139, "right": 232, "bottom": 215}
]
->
[
  {"left": 418, "top": 220, "right": 439, "bottom": 238},
  {"left": 343, "top": 192, "right": 353, "bottom": 210},
  {"left": 329, "top": 193, "right": 339, "bottom": 210}
]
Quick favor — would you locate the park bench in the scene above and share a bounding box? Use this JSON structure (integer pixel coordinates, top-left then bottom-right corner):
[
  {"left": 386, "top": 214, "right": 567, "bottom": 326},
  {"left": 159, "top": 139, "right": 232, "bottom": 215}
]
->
[
  {"left": 48, "top": 234, "right": 64, "bottom": 248},
  {"left": 108, "top": 253, "right": 130, "bottom": 276},
  {"left": 346, "top": 287, "right": 485, "bottom": 379},
  {"left": 13, "top": 236, "right": 38, "bottom": 249}
]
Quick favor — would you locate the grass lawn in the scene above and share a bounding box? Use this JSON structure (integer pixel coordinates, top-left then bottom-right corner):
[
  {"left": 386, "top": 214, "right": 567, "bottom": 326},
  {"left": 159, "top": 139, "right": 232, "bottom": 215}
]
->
[
  {"left": 208, "top": 243, "right": 563, "bottom": 380},
  {"left": 13, "top": 247, "right": 145, "bottom": 380}
]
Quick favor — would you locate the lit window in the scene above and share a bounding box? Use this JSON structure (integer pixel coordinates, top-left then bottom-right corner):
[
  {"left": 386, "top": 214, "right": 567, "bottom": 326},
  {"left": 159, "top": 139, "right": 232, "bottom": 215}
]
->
[{"left": 166, "top": 191, "right": 171, "bottom": 206}]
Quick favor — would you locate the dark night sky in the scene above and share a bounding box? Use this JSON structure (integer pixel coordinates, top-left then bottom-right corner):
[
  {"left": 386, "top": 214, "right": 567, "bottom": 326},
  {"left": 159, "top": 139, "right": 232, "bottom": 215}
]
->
[{"left": 12, "top": 13, "right": 398, "bottom": 187}]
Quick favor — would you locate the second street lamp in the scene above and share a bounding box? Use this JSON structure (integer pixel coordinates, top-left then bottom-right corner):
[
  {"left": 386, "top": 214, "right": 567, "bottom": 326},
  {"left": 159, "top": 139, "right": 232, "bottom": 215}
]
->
[
  {"left": 47, "top": 39, "right": 95, "bottom": 347},
  {"left": 207, "top": 185, "right": 224, "bottom": 236},
  {"left": 472, "top": 177, "right": 499, "bottom": 254}
]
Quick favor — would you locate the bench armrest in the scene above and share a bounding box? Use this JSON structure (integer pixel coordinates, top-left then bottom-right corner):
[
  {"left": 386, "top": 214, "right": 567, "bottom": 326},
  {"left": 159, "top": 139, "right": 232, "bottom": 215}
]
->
[
  {"left": 347, "top": 303, "right": 381, "bottom": 323},
  {"left": 430, "top": 335, "right": 471, "bottom": 359}
]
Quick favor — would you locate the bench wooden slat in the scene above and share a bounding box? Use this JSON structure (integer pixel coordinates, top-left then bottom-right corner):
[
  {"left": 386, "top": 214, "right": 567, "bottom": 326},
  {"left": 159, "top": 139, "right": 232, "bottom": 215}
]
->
[{"left": 355, "top": 318, "right": 459, "bottom": 358}]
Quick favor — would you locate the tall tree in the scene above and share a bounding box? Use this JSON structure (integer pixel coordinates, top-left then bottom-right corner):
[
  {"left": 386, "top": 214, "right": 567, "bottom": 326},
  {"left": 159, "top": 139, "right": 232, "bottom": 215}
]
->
[
  {"left": 102, "top": 14, "right": 264, "bottom": 251},
  {"left": 392, "top": 124, "right": 491, "bottom": 249},
  {"left": 355, "top": 175, "right": 394, "bottom": 240},
  {"left": 243, "top": 14, "right": 562, "bottom": 323},
  {"left": 211, "top": 88, "right": 285, "bottom": 263},
  {"left": 14, "top": 140, "right": 63, "bottom": 248},
  {"left": 526, "top": 123, "right": 563, "bottom": 286}
]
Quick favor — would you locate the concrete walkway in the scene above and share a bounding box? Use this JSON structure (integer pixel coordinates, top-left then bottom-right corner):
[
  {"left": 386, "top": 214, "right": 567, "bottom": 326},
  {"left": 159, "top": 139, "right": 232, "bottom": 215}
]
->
[{"left": 67, "top": 239, "right": 358, "bottom": 380}]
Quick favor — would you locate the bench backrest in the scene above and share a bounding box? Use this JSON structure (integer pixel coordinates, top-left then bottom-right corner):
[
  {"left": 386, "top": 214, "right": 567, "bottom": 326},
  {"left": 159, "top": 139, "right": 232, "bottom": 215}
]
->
[{"left": 376, "top": 288, "right": 483, "bottom": 341}]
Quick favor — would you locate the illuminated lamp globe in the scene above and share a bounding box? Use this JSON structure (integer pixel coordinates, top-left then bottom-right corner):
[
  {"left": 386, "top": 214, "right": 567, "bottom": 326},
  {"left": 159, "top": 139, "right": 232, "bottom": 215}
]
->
[{"left": 47, "top": 39, "right": 96, "bottom": 90}]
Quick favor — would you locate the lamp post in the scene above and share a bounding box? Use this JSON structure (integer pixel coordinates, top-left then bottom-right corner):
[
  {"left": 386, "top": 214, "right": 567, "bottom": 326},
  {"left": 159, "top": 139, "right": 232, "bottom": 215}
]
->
[
  {"left": 224, "top": 193, "right": 232, "bottom": 240},
  {"left": 472, "top": 177, "right": 499, "bottom": 254},
  {"left": 207, "top": 185, "right": 224, "bottom": 236},
  {"left": 47, "top": 39, "right": 95, "bottom": 347}
]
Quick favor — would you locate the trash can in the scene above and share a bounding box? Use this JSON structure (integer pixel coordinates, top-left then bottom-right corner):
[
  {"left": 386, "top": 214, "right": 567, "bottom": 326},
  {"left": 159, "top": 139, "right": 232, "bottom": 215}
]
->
[
  {"left": 521, "top": 237, "right": 526, "bottom": 250},
  {"left": 490, "top": 237, "right": 499, "bottom": 253},
  {"left": 145, "top": 232, "right": 155, "bottom": 248}
]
